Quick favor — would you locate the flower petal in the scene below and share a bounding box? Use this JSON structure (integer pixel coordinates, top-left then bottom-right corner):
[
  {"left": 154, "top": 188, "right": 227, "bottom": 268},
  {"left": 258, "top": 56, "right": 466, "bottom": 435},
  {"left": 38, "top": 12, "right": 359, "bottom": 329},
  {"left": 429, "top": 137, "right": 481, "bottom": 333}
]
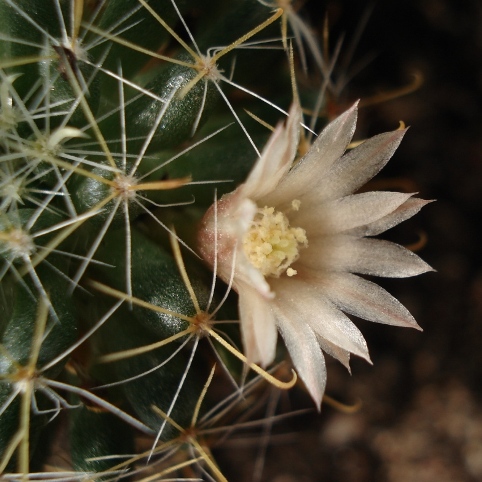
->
[
  {"left": 303, "top": 235, "right": 434, "bottom": 278},
  {"left": 238, "top": 287, "right": 278, "bottom": 367},
  {"left": 301, "top": 101, "right": 358, "bottom": 172},
  {"left": 274, "top": 307, "right": 327, "bottom": 409},
  {"left": 198, "top": 101, "right": 433, "bottom": 411},
  {"left": 241, "top": 104, "right": 301, "bottom": 200},
  {"left": 294, "top": 191, "right": 414, "bottom": 235},
  {"left": 348, "top": 198, "right": 434, "bottom": 237},
  {"left": 322, "top": 272, "right": 422, "bottom": 329},
  {"left": 317, "top": 337, "right": 352, "bottom": 371},
  {"left": 310, "top": 128, "right": 407, "bottom": 202},
  {"left": 272, "top": 278, "right": 371, "bottom": 362},
  {"left": 264, "top": 102, "right": 358, "bottom": 208}
]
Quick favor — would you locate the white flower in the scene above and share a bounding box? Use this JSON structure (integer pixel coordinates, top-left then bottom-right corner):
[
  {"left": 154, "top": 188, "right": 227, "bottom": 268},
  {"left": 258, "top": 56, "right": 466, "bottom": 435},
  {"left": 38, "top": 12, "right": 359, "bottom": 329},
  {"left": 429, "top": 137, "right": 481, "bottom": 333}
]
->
[{"left": 197, "top": 102, "right": 433, "bottom": 408}]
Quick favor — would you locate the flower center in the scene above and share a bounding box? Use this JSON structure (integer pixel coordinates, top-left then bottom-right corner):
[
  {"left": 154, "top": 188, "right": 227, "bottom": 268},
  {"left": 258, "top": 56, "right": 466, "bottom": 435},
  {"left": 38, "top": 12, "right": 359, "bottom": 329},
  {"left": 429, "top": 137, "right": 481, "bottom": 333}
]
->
[{"left": 243, "top": 202, "right": 307, "bottom": 278}]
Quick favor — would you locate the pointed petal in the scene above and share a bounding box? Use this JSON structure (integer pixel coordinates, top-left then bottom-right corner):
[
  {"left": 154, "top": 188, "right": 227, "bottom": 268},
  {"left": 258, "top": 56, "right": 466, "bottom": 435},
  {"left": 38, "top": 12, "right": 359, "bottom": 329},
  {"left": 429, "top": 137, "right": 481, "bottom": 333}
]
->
[
  {"left": 238, "top": 288, "right": 278, "bottom": 367},
  {"left": 301, "top": 101, "right": 358, "bottom": 172},
  {"left": 272, "top": 278, "right": 371, "bottom": 362},
  {"left": 294, "top": 191, "right": 414, "bottom": 235},
  {"left": 311, "top": 128, "right": 407, "bottom": 202},
  {"left": 348, "top": 198, "right": 434, "bottom": 237},
  {"left": 264, "top": 102, "right": 358, "bottom": 208},
  {"left": 322, "top": 272, "right": 422, "bottom": 329},
  {"left": 346, "top": 237, "right": 434, "bottom": 278},
  {"left": 274, "top": 307, "right": 327, "bottom": 409},
  {"left": 317, "top": 337, "right": 352, "bottom": 370},
  {"left": 242, "top": 104, "right": 301, "bottom": 200},
  {"left": 304, "top": 235, "right": 434, "bottom": 278},
  {"left": 307, "top": 300, "right": 371, "bottom": 363}
]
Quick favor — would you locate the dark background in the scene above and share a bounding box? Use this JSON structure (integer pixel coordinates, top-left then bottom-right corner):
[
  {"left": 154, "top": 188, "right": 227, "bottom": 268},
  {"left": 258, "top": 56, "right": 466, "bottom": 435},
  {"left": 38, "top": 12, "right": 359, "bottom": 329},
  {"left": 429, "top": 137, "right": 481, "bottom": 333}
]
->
[{"left": 218, "top": 1, "right": 482, "bottom": 480}]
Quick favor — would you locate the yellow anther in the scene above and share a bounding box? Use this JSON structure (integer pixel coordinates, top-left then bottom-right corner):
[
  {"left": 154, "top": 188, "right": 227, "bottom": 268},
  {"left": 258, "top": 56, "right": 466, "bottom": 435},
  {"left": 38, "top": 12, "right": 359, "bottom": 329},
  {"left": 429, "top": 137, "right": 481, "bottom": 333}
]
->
[{"left": 243, "top": 205, "right": 307, "bottom": 277}]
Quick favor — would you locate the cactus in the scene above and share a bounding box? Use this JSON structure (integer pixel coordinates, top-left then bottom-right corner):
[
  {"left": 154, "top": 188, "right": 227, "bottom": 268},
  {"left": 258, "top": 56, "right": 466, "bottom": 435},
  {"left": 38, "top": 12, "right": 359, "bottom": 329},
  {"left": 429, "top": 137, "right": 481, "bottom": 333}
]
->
[{"left": 0, "top": 1, "right": 431, "bottom": 480}]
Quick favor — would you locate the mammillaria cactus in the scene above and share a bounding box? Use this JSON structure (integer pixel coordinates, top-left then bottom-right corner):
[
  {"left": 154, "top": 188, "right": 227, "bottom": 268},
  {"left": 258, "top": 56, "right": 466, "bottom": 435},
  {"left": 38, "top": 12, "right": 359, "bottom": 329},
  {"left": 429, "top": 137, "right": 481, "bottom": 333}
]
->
[{"left": 0, "top": 1, "right": 431, "bottom": 480}]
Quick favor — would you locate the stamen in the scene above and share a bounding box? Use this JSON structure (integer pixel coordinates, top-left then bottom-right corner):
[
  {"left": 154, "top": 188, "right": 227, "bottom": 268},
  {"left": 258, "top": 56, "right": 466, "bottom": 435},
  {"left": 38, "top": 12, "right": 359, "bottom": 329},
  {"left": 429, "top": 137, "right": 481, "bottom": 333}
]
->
[
  {"left": 291, "top": 199, "right": 301, "bottom": 211},
  {"left": 243, "top": 205, "right": 307, "bottom": 277}
]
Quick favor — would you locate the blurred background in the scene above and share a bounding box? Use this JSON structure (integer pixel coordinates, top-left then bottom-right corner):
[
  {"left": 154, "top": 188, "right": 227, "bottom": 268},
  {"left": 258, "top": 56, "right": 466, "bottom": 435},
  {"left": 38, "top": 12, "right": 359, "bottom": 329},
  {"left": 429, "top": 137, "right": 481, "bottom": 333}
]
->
[{"left": 217, "top": 1, "right": 482, "bottom": 480}]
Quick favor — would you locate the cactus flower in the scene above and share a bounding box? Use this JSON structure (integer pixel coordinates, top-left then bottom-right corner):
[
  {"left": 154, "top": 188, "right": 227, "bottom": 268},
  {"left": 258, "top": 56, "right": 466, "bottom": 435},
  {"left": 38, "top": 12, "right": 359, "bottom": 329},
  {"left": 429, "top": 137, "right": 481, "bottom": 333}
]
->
[{"left": 197, "top": 102, "right": 433, "bottom": 408}]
